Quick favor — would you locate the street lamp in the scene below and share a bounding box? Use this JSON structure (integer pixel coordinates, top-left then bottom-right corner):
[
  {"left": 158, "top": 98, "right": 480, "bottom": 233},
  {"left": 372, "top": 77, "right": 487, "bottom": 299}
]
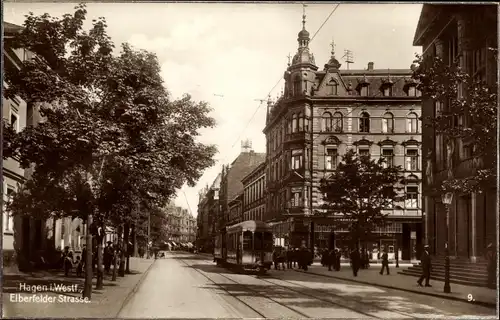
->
[{"left": 441, "top": 192, "right": 453, "bottom": 293}]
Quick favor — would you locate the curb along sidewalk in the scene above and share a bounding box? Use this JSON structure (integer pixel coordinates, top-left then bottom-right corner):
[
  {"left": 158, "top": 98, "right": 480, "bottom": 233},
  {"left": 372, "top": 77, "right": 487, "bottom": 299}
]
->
[
  {"left": 295, "top": 264, "right": 497, "bottom": 309},
  {"left": 2, "top": 257, "right": 156, "bottom": 318}
]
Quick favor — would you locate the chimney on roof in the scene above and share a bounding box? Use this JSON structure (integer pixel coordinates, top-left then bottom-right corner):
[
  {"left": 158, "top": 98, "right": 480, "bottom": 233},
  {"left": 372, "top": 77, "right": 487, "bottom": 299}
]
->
[{"left": 367, "top": 62, "right": 374, "bottom": 71}]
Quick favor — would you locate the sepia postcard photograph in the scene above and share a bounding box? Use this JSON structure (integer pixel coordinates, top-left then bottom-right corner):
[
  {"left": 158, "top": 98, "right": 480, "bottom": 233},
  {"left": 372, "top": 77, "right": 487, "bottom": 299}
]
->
[{"left": 1, "top": 1, "right": 498, "bottom": 319}]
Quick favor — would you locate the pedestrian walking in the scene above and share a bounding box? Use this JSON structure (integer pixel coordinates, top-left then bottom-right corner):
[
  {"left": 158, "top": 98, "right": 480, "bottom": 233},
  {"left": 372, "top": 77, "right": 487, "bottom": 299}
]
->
[
  {"left": 379, "top": 248, "right": 390, "bottom": 275},
  {"left": 104, "top": 241, "right": 113, "bottom": 273},
  {"left": 75, "top": 256, "right": 83, "bottom": 277},
  {"left": 327, "top": 249, "right": 335, "bottom": 271},
  {"left": 350, "top": 247, "right": 360, "bottom": 277},
  {"left": 64, "top": 251, "right": 74, "bottom": 277},
  {"left": 334, "top": 248, "right": 341, "bottom": 271},
  {"left": 417, "top": 244, "right": 432, "bottom": 287},
  {"left": 485, "top": 243, "right": 496, "bottom": 289},
  {"left": 272, "top": 248, "right": 280, "bottom": 270},
  {"left": 286, "top": 247, "right": 293, "bottom": 269}
]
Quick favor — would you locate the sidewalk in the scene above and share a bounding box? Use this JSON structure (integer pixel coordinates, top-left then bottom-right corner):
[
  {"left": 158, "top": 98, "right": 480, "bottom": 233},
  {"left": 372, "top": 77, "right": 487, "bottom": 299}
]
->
[
  {"left": 2, "top": 257, "right": 156, "bottom": 318},
  {"left": 295, "top": 264, "right": 497, "bottom": 308}
]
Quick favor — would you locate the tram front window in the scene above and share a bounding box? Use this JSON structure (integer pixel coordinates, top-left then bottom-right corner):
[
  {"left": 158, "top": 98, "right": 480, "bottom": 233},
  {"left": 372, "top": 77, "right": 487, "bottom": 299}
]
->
[{"left": 243, "top": 231, "right": 253, "bottom": 250}]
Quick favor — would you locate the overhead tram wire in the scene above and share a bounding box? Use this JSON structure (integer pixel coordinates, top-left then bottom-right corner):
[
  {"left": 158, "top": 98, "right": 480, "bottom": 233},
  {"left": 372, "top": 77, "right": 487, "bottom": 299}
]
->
[{"left": 226, "top": 4, "right": 342, "bottom": 157}]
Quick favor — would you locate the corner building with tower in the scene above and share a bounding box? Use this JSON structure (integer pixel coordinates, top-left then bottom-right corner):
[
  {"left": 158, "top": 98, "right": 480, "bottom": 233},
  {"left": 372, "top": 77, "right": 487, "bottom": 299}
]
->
[{"left": 263, "top": 13, "right": 424, "bottom": 261}]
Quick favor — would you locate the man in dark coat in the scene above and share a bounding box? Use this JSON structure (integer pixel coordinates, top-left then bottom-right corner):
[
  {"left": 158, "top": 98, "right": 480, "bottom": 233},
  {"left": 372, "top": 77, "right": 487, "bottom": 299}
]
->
[
  {"left": 485, "top": 243, "right": 496, "bottom": 289},
  {"left": 103, "top": 241, "right": 113, "bottom": 274},
  {"left": 286, "top": 247, "right": 294, "bottom": 269},
  {"left": 417, "top": 244, "right": 432, "bottom": 287},
  {"left": 379, "top": 247, "right": 390, "bottom": 275},
  {"left": 350, "top": 248, "right": 360, "bottom": 277},
  {"left": 334, "top": 248, "right": 341, "bottom": 271},
  {"left": 327, "top": 249, "right": 335, "bottom": 271}
]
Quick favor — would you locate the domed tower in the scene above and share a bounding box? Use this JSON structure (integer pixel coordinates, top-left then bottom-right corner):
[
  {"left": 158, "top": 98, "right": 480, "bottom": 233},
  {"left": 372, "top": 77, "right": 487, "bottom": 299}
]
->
[{"left": 283, "top": 8, "right": 318, "bottom": 98}]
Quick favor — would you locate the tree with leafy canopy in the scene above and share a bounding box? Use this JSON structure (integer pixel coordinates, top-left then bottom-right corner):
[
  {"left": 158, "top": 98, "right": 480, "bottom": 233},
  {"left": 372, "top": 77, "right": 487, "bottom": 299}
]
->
[
  {"left": 319, "top": 150, "right": 404, "bottom": 249},
  {"left": 412, "top": 53, "right": 497, "bottom": 194},
  {"left": 4, "top": 4, "right": 217, "bottom": 299}
]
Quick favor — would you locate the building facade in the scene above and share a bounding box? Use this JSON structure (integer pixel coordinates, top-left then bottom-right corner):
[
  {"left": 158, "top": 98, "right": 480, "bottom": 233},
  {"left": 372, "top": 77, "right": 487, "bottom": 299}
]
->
[
  {"left": 263, "top": 13, "right": 423, "bottom": 260},
  {"left": 217, "top": 142, "right": 266, "bottom": 231},
  {"left": 413, "top": 4, "right": 497, "bottom": 260},
  {"left": 2, "top": 22, "right": 51, "bottom": 269},
  {"left": 228, "top": 192, "right": 244, "bottom": 225},
  {"left": 241, "top": 162, "right": 266, "bottom": 222},
  {"left": 166, "top": 206, "right": 196, "bottom": 244},
  {"left": 196, "top": 173, "right": 221, "bottom": 252}
]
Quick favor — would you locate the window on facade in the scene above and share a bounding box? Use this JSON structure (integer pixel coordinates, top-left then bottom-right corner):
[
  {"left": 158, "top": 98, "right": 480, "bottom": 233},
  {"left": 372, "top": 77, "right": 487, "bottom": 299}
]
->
[
  {"left": 10, "top": 111, "right": 19, "bottom": 133},
  {"left": 294, "top": 79, "right": 301, "bottom": 96},
  {"left": 407, "top": 113, "right": 418, "bottom": 133},
  {"left": 382, "top": 112, "right": 394, "bottom": 133},
  {"left": 383, "top": 86, "right": 392, "bottom": 97},
  {"left": 288, "top": 117, "right": 292, "bottom": 134},
  {"left": 292, "top": 114, "right": 298, "bottom": 132},
  {"left": 405, "top": 186, "right": 418, "bottom": 208},
  {"left": 382, "top": 149, "right": 394, "bottom": 168},
  {"left": 325, "top": 148, "right": 338, "bottom": 170},
  {"left": 3, "top": 187, "right": 15, "bottom": 231},
  {"left": 328, "top": 79, "right": 338, "bottom": 95},
  {"left": 291, "top": 190, "right": 303, "bottom": 207},
  {"left": 322, "top": 112, "right": 332, "bottom": 132},
  {"left": 382, "top": 186, "right": 394, "bottom": 209},
  {"left": 360, "top": 86, "right": 369, "bottom": 96},
  {"left": 359, "top": 112, "right": 370, "bottom": 133},
  {"left": 406, "top": 149, "right": 419, "bottom": 171},
  {"left": 358, "top": 148, "right": 370, "bottom": 157},
  {"left": 297, "top": 112, "right": 304, "bottom": 132},
  {"left": 407, "top": 86, "right": 418, "bottom": 97},
  {"left": 291, "top": 149, "right": 303, "bottom": 170},
  {"left": 332, "top": 112, "right": 343, "bottom": 132}
]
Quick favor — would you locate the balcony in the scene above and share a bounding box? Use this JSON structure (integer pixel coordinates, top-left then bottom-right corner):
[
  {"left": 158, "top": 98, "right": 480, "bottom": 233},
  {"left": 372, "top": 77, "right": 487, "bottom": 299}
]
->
[{"left": 285, "top": 132, "right": 308, "bottom": 144}]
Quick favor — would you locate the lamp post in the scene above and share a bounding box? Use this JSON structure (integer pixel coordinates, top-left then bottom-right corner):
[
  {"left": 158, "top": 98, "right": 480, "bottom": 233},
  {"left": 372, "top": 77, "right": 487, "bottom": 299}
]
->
[{"left": 441, "top": 192, "right": 453, "bottom": 293}]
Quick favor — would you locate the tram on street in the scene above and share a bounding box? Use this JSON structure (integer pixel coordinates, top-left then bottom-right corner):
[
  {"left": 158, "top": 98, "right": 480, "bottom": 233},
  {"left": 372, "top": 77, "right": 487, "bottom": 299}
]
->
[{"left": 213, "top": 220, "right": 274, "bottom": 274}]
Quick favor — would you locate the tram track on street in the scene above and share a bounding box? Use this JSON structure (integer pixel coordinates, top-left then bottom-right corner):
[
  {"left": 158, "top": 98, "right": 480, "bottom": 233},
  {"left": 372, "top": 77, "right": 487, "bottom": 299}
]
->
[
  {"left": 187, "top": 255, "right": 417, "bottom": 319},
  {"left": 256, "top": 273, "right": 418, "bottom": 319},
  {"left": 177, "top": 256, "right": 309, "bottom": 318}
]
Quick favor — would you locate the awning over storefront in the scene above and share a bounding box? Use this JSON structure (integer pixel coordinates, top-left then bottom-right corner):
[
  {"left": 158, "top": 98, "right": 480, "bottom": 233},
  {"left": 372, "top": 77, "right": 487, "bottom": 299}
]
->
[{"left": 186, "top": 242, "right": 194, "bottom": 248}]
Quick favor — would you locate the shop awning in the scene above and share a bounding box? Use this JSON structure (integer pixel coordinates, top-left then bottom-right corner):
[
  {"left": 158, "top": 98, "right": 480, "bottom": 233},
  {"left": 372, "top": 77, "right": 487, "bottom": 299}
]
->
[{"left": 186, "top": 242, "right": 194, "bottom": 248}]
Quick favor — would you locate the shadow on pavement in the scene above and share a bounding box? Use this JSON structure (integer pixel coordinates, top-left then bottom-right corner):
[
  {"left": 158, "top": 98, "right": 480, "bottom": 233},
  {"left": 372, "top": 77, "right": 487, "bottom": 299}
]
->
[{"left": 197, "top": 281, "right": 461, "bottom": 317}]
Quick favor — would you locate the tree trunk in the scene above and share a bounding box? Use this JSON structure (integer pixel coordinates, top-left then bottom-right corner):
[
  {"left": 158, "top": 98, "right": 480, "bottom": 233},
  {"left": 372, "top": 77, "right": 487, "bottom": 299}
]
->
[
  {"left": 96, "top": 228, "right": 104, "bottom": 290},
  {"left": 119, "top": 223, "right": 128, "bottom": 277},
  {"left": 111, "top": 224, "right": 122, "bottom": 281},
  {"left": 133, "top": 223, "right": 138, "bottom": 257},
  {"left": 82, "top": 213, "right": 93, "bottom": 299},
  {"left": 125, "top": 223, "right": 131, "bottom": 274}
]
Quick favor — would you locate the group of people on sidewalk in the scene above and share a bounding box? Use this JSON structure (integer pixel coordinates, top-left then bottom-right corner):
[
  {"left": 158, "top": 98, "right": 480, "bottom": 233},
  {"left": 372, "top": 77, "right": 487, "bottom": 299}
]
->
[
  {"left": 61, "top": 241, "right": 124, "bottom": 277},
  {"left": 272, "top": 246, "right": 313, "bottom": 271}
]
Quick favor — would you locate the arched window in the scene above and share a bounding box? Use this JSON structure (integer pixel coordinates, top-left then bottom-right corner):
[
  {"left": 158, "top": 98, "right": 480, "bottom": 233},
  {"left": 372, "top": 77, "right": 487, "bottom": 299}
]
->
[
  {"left": 287, "top": 117, "right": 292, "bottom": 134},
  {"left": 294, "top": 77, "right": 301, "bottom": 96},
  {"left": 359, "top": 112, "right": 370, "bottom": 133},
  {"left": 332, "top": 112, "right": 343, "bottom": 132},
  {"left": 298, "top": 112, "right": 304, "bottom": 131},
  {"left": 407, "top": 113, "right": 418, "bottom": 133},
  {"left": 322, "top": 112, "right": 332, "bottom": 132},
  {"left": 382, "top": 112, "right": 394, "bottom": 133},
  {"left": 292, "top": 114, "right": 298, "bottom": 132},
  {"left": 328, "top": 79, "right": 338, "bottom": 95}
]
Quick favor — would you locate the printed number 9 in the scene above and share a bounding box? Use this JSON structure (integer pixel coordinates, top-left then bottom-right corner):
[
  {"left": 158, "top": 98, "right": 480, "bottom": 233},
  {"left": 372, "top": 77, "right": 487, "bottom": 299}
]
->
[{"left": 468, "top": 294, "right": 474, "bottom": 302}]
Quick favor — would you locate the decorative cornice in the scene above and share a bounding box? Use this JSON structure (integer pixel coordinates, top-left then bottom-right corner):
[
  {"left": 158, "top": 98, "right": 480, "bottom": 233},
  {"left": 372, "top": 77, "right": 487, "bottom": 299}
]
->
[
  {"left": 352, "top": 138, "right": 373, "bottom": 146},
  {"left": 401, "top": 139, "right": 422, "bottom": 147},
  {"left": 377, "top": 138, "right": 398, "bottom": 147},
  {"left": 322, "top": 136, "right": 342, "bottom": 145}
]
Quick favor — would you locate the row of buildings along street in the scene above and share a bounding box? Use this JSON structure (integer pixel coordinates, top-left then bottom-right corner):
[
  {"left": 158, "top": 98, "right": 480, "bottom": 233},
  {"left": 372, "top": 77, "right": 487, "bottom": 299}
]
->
[{"left": 197, "top": 3, "right": 497, "bottom": 289}]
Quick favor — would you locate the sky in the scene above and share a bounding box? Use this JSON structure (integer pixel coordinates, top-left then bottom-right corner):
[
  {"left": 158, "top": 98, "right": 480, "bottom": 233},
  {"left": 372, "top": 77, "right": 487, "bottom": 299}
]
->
[{"left": 3, "top": 2, "right": 423, "bottom": 217}]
